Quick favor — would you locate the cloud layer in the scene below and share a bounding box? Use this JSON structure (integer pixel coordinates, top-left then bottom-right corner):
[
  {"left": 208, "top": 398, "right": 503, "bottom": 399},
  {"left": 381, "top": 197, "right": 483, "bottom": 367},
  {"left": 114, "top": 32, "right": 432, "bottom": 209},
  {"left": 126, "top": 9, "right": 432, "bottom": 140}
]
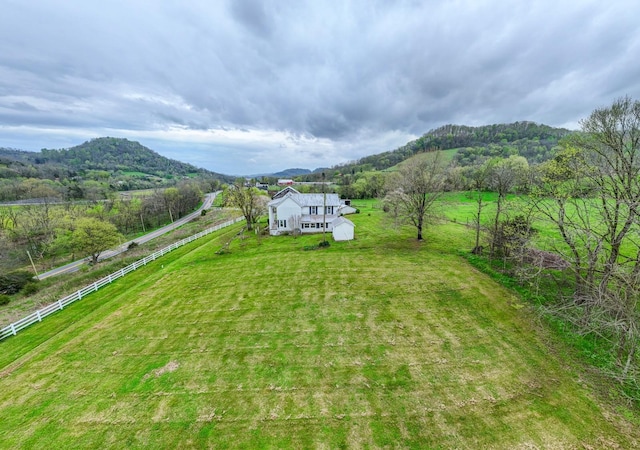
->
[{"left": 1, "top": 0, "right": 639, "bottom": 174}]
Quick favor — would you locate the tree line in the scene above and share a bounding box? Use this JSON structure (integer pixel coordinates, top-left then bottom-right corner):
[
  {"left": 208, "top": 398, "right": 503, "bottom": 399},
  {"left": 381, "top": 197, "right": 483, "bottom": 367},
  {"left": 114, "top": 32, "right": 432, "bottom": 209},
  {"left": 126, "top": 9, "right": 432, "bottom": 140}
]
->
[
  {"left": 377, "top": 97, "right": 640, "bottom": 396},
  {"left": 0, "top": 179, "right": 211, "bottom": 273}
]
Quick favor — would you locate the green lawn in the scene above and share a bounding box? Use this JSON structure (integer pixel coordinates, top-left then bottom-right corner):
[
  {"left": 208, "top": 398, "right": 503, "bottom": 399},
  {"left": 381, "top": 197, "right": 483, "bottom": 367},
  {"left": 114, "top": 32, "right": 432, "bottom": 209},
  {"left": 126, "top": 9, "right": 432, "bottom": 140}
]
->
[{"left": 0, "top": 201, "right": 637, "bottom": 448}]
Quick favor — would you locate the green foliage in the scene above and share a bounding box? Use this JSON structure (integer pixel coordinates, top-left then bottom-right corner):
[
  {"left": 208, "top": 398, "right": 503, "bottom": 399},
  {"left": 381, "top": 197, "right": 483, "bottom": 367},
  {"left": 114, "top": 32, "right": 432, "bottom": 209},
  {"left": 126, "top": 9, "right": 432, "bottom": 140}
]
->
[
  {"left": 20, "top": 282, "right": 40, "bottom": 297},
  {"left": 0, "top": 203, "right": 636, "bottom": 447},
  {"left": 0, "top": 294, "right": 10, "bottom": 306},
  {"left": 72, "top": 218, "right": 123, "bottom": 264},
  {"left": 326, "top": 122, "right": 571, "bottom": 176},
  {"left": 0, "top": 270, "right": 34, "bottom": 295},
  {"left": 0, "top": 138, "right": 231, "bottom": 202}
]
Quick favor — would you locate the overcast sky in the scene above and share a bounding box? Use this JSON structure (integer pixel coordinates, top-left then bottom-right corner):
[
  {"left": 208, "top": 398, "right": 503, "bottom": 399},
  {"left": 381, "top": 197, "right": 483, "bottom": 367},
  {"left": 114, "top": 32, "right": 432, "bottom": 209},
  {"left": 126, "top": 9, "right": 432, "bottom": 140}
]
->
[{"left": 1, "top": 1, "right": 639, "bottom": 175}]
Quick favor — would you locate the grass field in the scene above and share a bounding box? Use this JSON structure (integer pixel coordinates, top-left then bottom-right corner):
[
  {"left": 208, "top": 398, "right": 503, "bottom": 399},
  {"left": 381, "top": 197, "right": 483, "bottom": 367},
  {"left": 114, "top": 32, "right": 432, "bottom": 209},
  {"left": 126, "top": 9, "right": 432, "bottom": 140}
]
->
[{"left": 0, "top": 201, "right": 638, "bottom": 448}]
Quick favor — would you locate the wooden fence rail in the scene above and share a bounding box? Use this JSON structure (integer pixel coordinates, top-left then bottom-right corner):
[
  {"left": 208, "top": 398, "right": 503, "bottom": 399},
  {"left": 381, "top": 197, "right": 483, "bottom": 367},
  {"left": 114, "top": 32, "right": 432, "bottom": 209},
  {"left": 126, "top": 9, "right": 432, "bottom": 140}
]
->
[{"left": 0, "top": 216, "right": 244, "bottom": 341}]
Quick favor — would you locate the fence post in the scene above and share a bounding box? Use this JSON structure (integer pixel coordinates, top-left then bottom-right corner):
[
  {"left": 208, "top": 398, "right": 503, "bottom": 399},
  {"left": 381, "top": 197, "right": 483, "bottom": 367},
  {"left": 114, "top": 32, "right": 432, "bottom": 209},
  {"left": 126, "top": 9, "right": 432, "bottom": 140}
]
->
[
  {"left": 58, "top": 299, "right": 64, "bottom": 310},
  {"left": 37, "top": 310, "right": 42, "bottom": 322},
  {"left": 108, "top": 274, "right": 112, "bottom": 283},
  {"left": 10, "top": 323, "right": 16, "bottom": 336},
  {"left": 94, "top": 282, "right": 98, "bottom": 292}
]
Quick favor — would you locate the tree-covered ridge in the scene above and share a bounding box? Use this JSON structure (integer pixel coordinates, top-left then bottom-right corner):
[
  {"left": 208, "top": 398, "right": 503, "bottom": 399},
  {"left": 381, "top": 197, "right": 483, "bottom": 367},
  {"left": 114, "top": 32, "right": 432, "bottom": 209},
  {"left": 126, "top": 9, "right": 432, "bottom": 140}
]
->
[
  {"left": 0, "top": 138, "right": 233, "bottom": 201},
  {"left": 331, "top": 122, "right": 573, "bottom": 174},
  {"left": 39, "top": 137, "right": 222, "bottom": 178},
  {"left": 0, "top": 137, "right": 231, "bottom": 180}
]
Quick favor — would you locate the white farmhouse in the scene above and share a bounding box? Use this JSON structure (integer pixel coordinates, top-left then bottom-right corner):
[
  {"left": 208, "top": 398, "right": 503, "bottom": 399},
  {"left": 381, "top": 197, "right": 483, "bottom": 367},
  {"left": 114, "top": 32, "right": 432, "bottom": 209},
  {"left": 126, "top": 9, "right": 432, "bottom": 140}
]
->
[{"left": 267, "top": 187, "right": 353, "bottom": 236}]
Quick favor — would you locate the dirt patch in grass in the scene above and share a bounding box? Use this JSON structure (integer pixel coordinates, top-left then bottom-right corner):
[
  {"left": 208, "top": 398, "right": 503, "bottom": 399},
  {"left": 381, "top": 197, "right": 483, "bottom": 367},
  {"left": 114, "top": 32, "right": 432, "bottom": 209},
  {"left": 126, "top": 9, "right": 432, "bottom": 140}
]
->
[{"left": 143, "top": 360, "right": 180, "bottom": 380}]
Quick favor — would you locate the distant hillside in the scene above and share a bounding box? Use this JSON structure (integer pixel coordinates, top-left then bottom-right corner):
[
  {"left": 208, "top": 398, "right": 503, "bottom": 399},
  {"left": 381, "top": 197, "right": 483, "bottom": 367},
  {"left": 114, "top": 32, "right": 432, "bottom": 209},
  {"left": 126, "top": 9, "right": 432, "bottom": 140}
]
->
[
  {"left": 41, "top": 138, "right": 230, "bottom": 179},
  {"left": 0, "top": 137, "right": 233, "bottom": 201},
  {"left": 251, "top": 168, "right": 312, "bottom": 178},
  {"left": 272, "top": 168, "right": 311, "bottom": 177},
  {"left": 320, "top": 122, "right": 573, "bottom": 178},
  {"left": 1, "top": 138, "right": 231, "bottom": 180}
]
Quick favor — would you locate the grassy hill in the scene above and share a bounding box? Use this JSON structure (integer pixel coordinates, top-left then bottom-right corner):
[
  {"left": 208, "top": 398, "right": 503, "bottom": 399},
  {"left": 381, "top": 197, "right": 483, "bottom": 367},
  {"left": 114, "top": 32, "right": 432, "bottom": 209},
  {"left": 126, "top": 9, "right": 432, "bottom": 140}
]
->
[{"left": 0, "top": 203, "right": 637, "bottom": 447}]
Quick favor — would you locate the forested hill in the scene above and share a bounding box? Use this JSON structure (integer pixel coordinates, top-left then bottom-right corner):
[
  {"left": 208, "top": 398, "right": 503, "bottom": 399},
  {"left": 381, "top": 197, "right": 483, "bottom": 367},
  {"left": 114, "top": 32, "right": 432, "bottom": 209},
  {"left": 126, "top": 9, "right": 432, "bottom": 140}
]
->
[
  {"left": 330, "top": 122, "right": 573, "bottom": 174},
  {"left": 1, "top": 137, "right": 228, "bottom": 180},
  {"left": 0, "top": 137, "right": 233, "bottom": 201}
]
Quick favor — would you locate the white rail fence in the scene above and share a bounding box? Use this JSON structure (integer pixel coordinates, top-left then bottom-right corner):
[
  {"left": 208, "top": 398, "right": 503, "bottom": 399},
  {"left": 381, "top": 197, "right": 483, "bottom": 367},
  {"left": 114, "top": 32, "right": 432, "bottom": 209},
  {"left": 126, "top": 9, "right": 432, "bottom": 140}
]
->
[{"left": 0, "top": 216, "right": 244, "bottom": 341}]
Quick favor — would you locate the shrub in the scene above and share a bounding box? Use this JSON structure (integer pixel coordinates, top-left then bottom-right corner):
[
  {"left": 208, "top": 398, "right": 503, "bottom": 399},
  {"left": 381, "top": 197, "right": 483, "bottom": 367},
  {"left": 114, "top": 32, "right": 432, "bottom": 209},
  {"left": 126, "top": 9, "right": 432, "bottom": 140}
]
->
[
  {"left": 0, "top": 270, "right": 35, "bottom": 295},
  {"left": 318, "top": 240, "right": 330, "bottom": 248},
  {"left": 21, "top": 282, "right": 40, "bottom": 297},
  {"left": 0, "top": 294, "right": 10, "bottom": 306},
  {"left": 128, "top": 241, "right": 139, "bottom": 250},
  {"left": 201, "top": 209, "right": 208, "bottom": 216}
]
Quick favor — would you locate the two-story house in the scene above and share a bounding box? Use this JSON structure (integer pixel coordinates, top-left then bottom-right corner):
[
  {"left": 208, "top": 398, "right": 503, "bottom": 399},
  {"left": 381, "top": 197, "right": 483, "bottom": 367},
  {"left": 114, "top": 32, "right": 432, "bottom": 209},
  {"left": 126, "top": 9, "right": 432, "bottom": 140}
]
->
[{"left": 267, "top": 188, "right": 348, "bottom": 235}]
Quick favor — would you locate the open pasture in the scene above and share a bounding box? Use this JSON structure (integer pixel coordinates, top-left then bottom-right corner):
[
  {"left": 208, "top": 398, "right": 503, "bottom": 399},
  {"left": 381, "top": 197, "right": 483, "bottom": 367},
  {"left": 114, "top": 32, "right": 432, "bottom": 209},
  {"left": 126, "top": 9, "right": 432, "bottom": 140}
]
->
[{"left": 0, "top": 202, "right": 636, "bottom": 448}]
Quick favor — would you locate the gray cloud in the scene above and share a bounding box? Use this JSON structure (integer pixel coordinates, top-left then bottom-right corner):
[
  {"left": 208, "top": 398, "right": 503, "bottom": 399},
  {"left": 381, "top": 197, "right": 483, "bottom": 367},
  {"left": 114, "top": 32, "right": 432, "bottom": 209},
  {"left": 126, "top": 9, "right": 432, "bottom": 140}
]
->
[{"left": 1, "top": 0, "right": 640, "bottom": 174}]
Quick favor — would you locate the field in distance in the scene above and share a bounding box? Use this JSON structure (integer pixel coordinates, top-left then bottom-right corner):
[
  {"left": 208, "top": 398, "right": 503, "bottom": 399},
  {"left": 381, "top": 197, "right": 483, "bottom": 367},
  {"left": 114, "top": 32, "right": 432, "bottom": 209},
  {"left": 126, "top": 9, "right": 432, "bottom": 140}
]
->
[{"left": 0, "top": 201, "right": 637, "bottom": 448}]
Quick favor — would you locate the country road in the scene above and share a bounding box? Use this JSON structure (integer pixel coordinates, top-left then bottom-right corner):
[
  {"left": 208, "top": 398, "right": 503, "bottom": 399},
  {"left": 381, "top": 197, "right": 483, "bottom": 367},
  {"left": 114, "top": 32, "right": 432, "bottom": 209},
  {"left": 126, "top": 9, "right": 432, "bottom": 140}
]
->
[{"left": 37, "top": 191, "right": 221, "bottom": 280}]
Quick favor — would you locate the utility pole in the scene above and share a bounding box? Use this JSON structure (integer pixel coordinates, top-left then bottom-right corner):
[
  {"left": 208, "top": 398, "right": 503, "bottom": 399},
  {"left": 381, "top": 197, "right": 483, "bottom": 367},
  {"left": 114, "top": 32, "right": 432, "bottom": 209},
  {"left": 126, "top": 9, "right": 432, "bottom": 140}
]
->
[
  {"left": 140, "top": 213, "right": 146, "bottom": 232},
  {"left": 322, "top": 172, "right": 327, "bottom": 244},
  {"left": 27, "top": 250, "right": 40, "bottom": 280},
  {"left": 169, "top": 209, "right": 174, "bottom": 223}
]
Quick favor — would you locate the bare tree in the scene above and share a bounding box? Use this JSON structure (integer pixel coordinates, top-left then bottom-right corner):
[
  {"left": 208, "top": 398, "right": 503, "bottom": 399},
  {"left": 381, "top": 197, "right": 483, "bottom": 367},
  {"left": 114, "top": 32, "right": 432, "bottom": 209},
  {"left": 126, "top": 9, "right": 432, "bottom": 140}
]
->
[
  {"left": 466, "top": 162, "right": 493, "bottom": 254},
  {"left": 534, "top": 96, "right": 640, "bottom": 374},
  {"left": 384, "top": 152, "right": 445, "bottom": 241},
  {"left": 488, "top": 155, "right": 529, "bottom": 257},
  {"left": 227, "top": 181, "right": 267, "bottom": 231}
]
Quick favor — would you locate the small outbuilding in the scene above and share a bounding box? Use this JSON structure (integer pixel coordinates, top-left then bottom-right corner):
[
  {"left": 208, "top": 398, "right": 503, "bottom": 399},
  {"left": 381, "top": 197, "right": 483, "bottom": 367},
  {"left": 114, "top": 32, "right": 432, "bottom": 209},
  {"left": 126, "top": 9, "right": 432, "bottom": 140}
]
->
[{"left": 332, "top": 217, "right": 355, "bottom": 241}]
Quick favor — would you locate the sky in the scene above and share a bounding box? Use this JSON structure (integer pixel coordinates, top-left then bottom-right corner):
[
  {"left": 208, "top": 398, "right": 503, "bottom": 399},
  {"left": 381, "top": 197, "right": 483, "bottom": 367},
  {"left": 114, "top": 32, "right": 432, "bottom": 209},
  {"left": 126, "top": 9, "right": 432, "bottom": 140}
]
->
[{"left": 1, "top": 1, "right": 639, "bottom": 175}]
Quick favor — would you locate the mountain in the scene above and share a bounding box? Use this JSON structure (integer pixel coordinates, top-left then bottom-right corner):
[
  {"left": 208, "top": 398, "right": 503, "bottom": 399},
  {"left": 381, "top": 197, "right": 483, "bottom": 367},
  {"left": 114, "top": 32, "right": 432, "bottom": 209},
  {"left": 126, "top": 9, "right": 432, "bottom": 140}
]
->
[
  {"left": 39, "top": 137, "right": 229, "bottom": 178},
  {"left": 249, "top": 168, "right": 312, "bottom": 178},
  {"left": 315, "top": 122, "right": 574, "bottom": 178},
  {"left": 0, "top": 137, "right": 233, "bottom": 180},
  {"left": 0, "top": 137, "right": 233, "bottom": 201}
]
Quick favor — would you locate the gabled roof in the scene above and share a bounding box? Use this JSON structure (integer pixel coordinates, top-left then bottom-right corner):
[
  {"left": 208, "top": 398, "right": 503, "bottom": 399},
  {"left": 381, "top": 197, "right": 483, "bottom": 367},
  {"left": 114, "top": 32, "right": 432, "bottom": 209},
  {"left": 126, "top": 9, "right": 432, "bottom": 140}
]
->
[
  {"left": 272, "top": 186, "right": 300, "bottom": 199},
  {"left": 290, "top": 193, "right": 341, "bottom": 207},
  {"left": 268, "top": 194, "right": 301, "bottom": 208},
  {"left": 332, "top": 217, "right": 355, "bottom": 228},
  {"left": 268, "top": 191, "right": 342, "bottom": 208}
]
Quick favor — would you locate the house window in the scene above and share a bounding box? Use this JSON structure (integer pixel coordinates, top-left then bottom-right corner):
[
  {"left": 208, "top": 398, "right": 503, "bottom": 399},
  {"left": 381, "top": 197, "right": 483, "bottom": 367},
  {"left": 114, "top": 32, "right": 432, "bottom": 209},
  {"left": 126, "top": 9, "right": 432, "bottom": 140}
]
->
[
  {"left": 302, "top": 223, "right": 310, "bottom": 229},
  {"left": 279, "top": 220, "right": 287, "bottom": 228},
  {"left": 326, "top": 206, "right": 334, "bottom": 214},
  {"left": 309, "top": 206, "right": 318, "bottom": 214}
]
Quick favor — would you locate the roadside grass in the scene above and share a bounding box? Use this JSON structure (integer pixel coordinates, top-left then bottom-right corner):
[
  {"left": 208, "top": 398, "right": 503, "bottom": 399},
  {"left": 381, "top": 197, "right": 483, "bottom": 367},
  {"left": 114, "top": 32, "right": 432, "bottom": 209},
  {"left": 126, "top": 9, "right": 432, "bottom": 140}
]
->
[
  {"left": 0, "top": 201, "right": 638, "bottom": 447},
  {"left": 0, "top": 208, "right": 236, "bottom": 328}
]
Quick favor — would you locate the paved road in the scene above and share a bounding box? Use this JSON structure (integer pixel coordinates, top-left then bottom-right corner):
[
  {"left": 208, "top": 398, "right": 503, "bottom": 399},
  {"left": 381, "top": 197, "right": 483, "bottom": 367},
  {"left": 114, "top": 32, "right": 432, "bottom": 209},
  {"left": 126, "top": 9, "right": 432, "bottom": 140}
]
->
[{"left": 37, "top": 191, "right": 220, "bottom": 280}]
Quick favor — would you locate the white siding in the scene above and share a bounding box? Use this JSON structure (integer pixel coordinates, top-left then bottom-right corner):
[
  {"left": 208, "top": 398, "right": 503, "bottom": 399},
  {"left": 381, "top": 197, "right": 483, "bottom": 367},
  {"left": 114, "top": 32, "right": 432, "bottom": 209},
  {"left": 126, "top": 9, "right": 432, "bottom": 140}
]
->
[{"left": 275, "top": 198, "right": 301, "bottom": 233}]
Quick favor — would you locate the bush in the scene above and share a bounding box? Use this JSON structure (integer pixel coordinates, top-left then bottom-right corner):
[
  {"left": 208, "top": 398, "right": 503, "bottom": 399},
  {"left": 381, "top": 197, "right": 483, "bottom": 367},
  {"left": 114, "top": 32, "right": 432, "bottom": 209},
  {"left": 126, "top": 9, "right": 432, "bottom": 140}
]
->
[
  {"left": 318, "top": 240, "right": 331, "bottom": 248},
  {"left": 0, "top": 294, "right": 10, "bottom": 306},
  {"left": 201, "top": 209, "right": 208, "bottom": 216},
  {"left": 128, "top": 241, "right": 139, "bottom": 250},
  {"left": 21, "top": 282, "right": 40, "bottom": 296},
  {"left": 0, "top": 270, "right": 35, "bottom": 295}
]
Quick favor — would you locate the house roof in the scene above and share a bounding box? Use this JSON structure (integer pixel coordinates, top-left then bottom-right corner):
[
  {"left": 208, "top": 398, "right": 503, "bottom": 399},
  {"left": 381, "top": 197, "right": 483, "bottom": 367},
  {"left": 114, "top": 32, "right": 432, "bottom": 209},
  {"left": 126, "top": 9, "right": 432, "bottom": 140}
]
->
[
  {"left": 268, "top": 191, "right": 341, "bottom": 208},
  {"left": 332, "top": 217, "right": 355, "bottom": 228},
  {"left": 272, "top": 186, "right": 300, "bottom": 199},
  {"left": 291, "top": 193, "right": 341, "bottom": 207}
]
